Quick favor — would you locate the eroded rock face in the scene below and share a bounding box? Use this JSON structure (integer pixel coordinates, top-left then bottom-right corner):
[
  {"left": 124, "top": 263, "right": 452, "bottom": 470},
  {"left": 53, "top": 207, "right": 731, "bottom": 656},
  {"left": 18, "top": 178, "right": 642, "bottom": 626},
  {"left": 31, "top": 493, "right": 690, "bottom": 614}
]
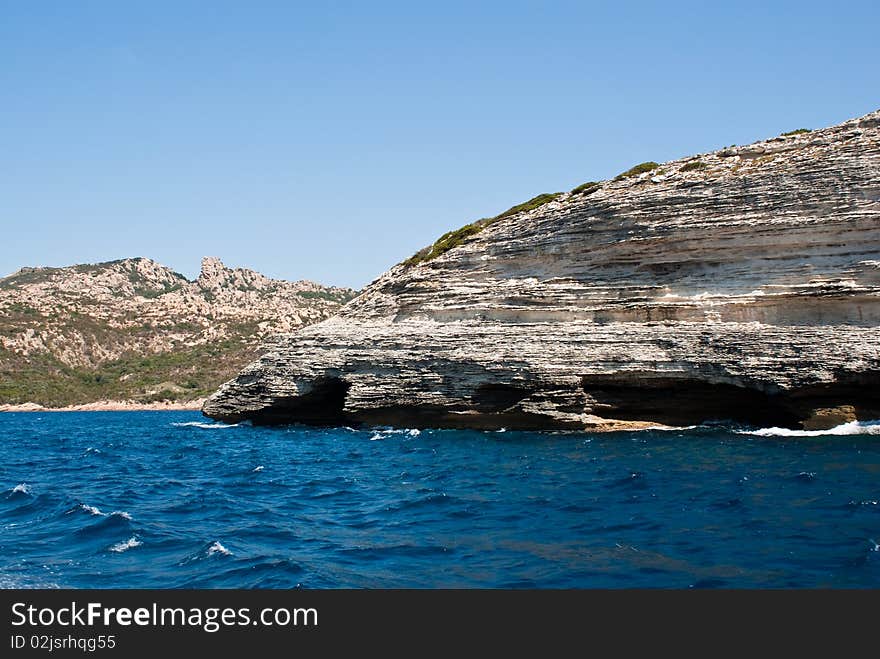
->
[
  {"left": 0, "top": 256, "right": 356, "bottom": 368},
  {"left": 801, "top": 405, "right": 858, "bottom": 431},
  {"left": 204, "top": 110, "right": 880, "bottom": 430}
]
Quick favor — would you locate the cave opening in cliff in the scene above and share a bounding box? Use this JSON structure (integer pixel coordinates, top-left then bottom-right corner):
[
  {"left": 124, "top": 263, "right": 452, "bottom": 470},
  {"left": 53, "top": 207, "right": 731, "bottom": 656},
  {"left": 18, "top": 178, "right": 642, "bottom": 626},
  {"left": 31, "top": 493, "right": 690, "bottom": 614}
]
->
[
  {"left": 580, "top": 375, "right": 801, "bottom": 428},
  {"left": 247, "top": 376, "right": 352, "bottom": 426}
]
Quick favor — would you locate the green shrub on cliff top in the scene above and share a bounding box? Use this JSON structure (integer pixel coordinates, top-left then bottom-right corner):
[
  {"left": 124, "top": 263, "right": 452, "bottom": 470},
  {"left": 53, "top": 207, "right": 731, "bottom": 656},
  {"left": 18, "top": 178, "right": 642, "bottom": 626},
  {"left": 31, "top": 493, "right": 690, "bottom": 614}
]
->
[
  {"left": 781, "top": 128, "right": 811, "bottom": 136},
  {"left": 404, "top": 192, "right": 561, "bottom": 267},
  {"left": 614, "top": 161, "right": 660, "bottom": 181},
  {"left": 680, "top": 160, "right": 707, "bottom": 172},
  {"left": 570, "top": 181, "right": 601, "bottom": 195},
  {"left": 491, "top": 192, "right": 561, "bottom": 221},
  {"left": 403, "top": 223, "right": 483, "bottom": 266}
]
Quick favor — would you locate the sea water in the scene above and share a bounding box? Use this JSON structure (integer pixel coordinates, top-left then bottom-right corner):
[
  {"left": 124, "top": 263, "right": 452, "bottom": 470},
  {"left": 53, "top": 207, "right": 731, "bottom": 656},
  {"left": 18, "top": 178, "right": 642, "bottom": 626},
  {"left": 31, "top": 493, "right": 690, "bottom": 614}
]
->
[{"left": 1, "top": 411, "right": 878, "bottom": 588}]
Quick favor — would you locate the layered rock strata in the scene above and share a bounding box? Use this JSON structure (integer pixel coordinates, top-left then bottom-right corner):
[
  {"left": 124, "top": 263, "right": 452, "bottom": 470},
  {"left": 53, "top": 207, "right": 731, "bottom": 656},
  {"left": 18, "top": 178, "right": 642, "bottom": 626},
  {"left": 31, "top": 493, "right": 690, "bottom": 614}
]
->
[{"left": 204, "top": 110, "right": 880, "bottom": 430}]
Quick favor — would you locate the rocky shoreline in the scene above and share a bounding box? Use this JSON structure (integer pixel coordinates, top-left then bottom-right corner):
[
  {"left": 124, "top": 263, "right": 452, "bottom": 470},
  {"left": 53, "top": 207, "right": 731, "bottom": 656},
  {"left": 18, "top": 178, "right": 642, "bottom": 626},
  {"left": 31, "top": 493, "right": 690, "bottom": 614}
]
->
[{"left": 0, "top": 399, "right": 205, "bottom": 413}]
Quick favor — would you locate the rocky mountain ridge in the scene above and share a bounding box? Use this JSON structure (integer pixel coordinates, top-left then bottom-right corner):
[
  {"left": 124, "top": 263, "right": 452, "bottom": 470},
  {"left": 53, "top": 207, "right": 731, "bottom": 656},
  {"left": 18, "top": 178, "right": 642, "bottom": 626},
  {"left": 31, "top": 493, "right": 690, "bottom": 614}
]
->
[
  {"left": 204, "top": 109, "right": 880, "bottom": 430},
  {"left": 0, "top": 257, "right": 356, "bottom": 406}
]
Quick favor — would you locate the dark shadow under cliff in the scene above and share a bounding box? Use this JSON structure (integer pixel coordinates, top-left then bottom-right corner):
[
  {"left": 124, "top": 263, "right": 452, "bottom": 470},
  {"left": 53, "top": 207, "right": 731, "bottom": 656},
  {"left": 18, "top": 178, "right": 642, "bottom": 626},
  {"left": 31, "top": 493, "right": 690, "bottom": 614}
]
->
[{"left": 215, "top": 372, "right": 880, "bottom": 431}]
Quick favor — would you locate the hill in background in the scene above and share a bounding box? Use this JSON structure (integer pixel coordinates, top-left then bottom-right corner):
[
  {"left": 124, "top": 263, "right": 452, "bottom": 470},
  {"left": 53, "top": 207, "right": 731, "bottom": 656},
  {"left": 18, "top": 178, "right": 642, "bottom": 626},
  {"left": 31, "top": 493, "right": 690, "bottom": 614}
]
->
[{"left": 0, "top": 256, "right": 357, "bottom": 407}]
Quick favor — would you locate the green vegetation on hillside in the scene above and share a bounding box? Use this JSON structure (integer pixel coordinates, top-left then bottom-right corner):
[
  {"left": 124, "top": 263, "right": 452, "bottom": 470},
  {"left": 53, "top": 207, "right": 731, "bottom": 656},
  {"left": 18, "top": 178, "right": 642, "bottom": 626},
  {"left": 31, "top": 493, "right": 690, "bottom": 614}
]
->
[
  {"left": 134, "top": 282, "right": 184, "bottom": 299},
  {"left": 404, "top": 192, "right": 562, "bottom": 267},
  {"left": 570, "top": 181, "right": 601, "bottom": 195},
  {"left": 491, "top": 192, "right": 561, "bottom": 221},
  {"left": 614, "top": 161, "right": 660, "bottom": 181},
  {"left": 296, "top": 289, "right": 359, "bottom": 304},
  {"left": 0, "top": 333, "right": 261, "bottom": 407},
  {"left": 680, "top": 160, "right": 707, "bottom": 172},
  {"left": 404, "top": 223, "right": 483, "bottom": 266},
  {"left": 781, "top": 128, "right": 811, "bottom": 136}
]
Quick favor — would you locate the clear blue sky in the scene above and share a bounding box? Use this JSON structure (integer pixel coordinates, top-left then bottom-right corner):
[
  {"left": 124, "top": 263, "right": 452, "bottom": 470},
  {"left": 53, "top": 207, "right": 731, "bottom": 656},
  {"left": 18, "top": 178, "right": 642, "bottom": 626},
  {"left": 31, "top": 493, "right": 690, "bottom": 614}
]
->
[{"left": 1, "top": 1, "right": 878, "bottom": 288}]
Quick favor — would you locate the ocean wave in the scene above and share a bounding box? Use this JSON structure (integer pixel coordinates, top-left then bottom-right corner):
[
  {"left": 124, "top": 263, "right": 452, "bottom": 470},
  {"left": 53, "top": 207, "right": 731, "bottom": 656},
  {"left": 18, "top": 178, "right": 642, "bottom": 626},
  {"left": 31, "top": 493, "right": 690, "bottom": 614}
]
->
[
  {"left": 66, "top": 504, "right": 132, "bottom": 520},
  {"left": 171, "top": 421, "right": 239, "bottom": 429},
  {"left": 390, "top": 492, "right": 453, "bottom": 512},
  {"left": 207, "top": 541, "right": 232, "bottom": 557},
  {"left": 180, "top": 541, "right": 234, "bottom": 564},
  {"left": 109, "top": 536, "right": 141, "bottom": 553},
  {"left": 739, "top": 420, "right": 880, "bottom": 437},
  {"left": 369, "top": 428, "right": 421, "bottom": 440},
  {"left": 608, "top": 472, "right": 649, "bottom": 490},
  {"left": 65, "top": 503, "right": 131, "bottom": 522},
  {"left": 175, "top": 557, "right": 304, "bottom": 588},
  {"left": 71, "top": 504, "right": 104, "bottom": 516},
  {"left": 4, "top": 484, "right": 34, "bottom": 503}
]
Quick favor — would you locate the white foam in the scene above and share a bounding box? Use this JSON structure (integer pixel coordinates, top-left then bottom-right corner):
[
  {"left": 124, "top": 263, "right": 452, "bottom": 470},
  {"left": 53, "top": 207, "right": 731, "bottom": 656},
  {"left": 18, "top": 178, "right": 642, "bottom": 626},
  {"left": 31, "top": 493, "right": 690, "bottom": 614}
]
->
[
  {"left": 739, "top": 420, "right": 880, "bottom": 437},
  {"left": 207, "top": 541, "right": 232, "bottom": 557},
  {"left": 252, "top": 465, "right": 264, "bottom": 472},
  {"left": 78, "top": 504, "right": 104, "bottom": 516},
  {"left": 370, "top": 428, "right": 421, "bottom": 440},
  {"left": 66, "top": 505, "right": 131, "bottom": 520},
  {"left": 171, "top": 421, "right": 239, "bottom": 429},
  {"left": 109, "top": 536, "right": 141, "bottom": 553},
  {"left": 11, "top": 483, "right": 31, "bottom": 494}
]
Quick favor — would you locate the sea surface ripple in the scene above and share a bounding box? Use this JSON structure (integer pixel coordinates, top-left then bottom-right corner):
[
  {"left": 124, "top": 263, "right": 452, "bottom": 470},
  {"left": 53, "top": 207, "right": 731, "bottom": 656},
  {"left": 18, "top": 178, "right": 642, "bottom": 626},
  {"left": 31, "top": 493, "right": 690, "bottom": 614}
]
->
[{"left": 1, "top": 411, "right": 878, "bottom": 588}]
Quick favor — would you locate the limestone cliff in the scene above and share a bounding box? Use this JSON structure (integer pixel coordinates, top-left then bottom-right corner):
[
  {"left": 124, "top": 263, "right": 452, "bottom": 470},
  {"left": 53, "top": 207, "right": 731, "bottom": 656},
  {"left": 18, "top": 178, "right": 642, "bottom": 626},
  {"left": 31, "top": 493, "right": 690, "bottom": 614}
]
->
[{"left": 204, "top": 110, "right": 880, "bottom": 430}]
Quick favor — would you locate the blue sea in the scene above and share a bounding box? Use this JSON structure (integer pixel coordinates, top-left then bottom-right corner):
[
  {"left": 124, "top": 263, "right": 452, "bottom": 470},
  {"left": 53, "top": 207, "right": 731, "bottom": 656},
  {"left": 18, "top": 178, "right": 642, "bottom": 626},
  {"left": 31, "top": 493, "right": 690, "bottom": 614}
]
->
[{"left": 1, "top": 411, "right": 878, "bottom": 588}]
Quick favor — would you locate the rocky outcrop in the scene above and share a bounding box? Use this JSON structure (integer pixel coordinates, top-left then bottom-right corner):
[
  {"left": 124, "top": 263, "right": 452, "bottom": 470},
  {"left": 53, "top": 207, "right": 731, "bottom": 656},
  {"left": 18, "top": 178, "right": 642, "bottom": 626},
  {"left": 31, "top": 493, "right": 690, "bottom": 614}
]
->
[
  {"left": 204, "top": 110, "right": 880, "bottom": 430},
  {"left": 801, "top": 405, "right": 858, "bottom": 431}
]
